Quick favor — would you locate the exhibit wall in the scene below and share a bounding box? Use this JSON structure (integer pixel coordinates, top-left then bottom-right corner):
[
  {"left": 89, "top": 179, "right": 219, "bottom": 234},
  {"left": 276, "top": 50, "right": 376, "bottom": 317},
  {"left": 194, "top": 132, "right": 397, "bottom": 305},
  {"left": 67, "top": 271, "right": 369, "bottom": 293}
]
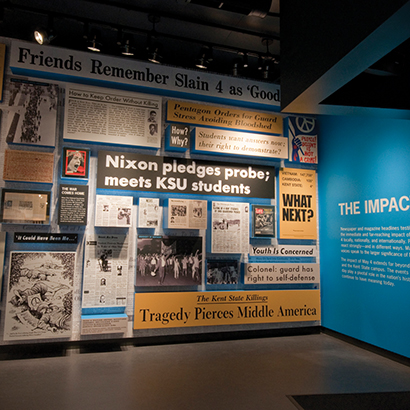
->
[
  {"left": 0, "top": 37, "right": 320, "bottom": 345},
  {"left": 319, "top": 114, "right": 410, "bottom": 358}
]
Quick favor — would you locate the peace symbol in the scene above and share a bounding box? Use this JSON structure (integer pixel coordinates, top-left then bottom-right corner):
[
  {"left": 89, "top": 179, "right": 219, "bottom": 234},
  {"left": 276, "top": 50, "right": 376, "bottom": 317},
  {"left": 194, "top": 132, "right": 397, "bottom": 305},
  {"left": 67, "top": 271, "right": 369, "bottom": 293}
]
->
[{"left": 296, "top": 117, "right": 315, "bottom": 133}]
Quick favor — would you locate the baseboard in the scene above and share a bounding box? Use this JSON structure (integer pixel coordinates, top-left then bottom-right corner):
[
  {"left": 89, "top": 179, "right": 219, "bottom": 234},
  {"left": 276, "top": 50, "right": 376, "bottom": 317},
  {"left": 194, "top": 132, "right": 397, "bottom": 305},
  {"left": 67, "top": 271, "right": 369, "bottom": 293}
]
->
[
  {"left": 321, "top": 327, "right": 410, "bottom": 368},
  {"left": 0, "top": 326, "right": 321, "bottom": 360}
]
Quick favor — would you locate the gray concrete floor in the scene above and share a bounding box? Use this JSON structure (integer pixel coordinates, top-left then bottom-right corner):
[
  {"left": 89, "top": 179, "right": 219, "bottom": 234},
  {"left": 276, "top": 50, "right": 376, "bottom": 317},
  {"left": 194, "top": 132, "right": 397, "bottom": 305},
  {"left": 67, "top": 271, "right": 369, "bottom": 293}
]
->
[{"left": 1, "top": 333, "right": 410, "bottom": 410}]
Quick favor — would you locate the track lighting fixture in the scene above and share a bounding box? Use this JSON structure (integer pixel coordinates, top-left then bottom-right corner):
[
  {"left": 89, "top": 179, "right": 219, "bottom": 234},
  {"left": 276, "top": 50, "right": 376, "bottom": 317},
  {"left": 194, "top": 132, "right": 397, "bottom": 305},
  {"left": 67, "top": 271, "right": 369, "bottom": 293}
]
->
[
  {"left": 148, "top": 47, "right": 162, "bottom": 64},
  {"left": 146, "top": 14, "right": 163, "bottom": 64},
  {"left": 262, "top": 61, "right": 271, "bottom": 79},
  {"left": 34, "top": 15, "right": 56, "bottom": 45},
  {"left": 233, "top": 52, "right": 249, "bottom": 75},
  {"left": 195, "top": 46, "right": 213, "bottom": 69},
  {"left": 121, "top": 38, "right": 135, "bottom": 56},
  {"left": 258, "top": 55, "right": 263, "bottom": 71},
  {"left": 261, "top": 37, "right": 274, "bottom": 60},
  {"left": 118, "top": 32, "right": 135, "bottom": 56},
  {"left": 261, "top": 56, "right": 278, "bottom": 80},
  {"left": 26, "top": 11, "right": 277, "bottom": 82},
  {"left": 231, "top": 58, "right": 242, "bottom": 76},
  {"left": 242, "top": 52, "right": 249, "bottom": 68},
  {"left": 260, "top": 37, "right": 278, "bottom": 79},
  {"left": 87, "top": 29, "right": 102, "bottom": 52}
]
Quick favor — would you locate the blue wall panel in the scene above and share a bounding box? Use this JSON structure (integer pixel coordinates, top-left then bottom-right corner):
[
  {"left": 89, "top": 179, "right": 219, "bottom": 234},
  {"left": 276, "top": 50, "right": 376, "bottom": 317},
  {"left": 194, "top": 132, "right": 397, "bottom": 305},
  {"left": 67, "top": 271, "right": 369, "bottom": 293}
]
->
[{"left": 319, "top": 115, "right": 410, "bottom": 357}]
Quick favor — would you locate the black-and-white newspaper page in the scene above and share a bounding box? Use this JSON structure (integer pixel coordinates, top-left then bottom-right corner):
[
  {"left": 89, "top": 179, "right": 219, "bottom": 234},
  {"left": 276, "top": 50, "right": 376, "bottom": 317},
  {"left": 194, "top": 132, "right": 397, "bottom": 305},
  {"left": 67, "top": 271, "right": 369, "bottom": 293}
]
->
[
  {"left": 211, "top": 201, "right": 249, "bottom": 253},
  {"left": 4, "top": 251, "right": 75, "bottom": 341},
  {"left": 168, "top": 198, "right": 207, "bottom": 229},
  {"left": 82, "top": 234, "right": 129, "bottom": 308},
  {"left": 63, "top": 84, "right": 161, "bottom": 148},
  {"left": 95, "top": 195, "right": 133, "bottom": 227},
  {"left": 138, "top": 197, "right": 161, "bottom": 228}
]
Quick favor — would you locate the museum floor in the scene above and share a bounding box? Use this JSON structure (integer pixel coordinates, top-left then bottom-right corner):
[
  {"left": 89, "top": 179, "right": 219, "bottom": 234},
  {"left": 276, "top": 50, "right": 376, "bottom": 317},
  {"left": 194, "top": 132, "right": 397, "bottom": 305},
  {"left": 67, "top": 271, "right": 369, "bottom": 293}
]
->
[{"left": 1, "top": 332, "right": 410, "bottom": 410}]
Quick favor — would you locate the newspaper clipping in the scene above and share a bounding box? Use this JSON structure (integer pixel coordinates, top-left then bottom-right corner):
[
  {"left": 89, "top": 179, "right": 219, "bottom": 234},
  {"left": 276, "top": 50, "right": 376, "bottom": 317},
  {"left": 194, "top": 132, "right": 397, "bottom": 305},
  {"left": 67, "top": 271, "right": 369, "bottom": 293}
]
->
[
  {"left": 95, "top": 195, "right": 133, "bottom": 227},
  {"left": 1, "top": 190, "right": 49, "bottom": 224},
  {"left": 82, "top": 234, "right": 129, "bottom": 308},
  {"left": 64, "top": 84, "right": 161, "bottom": 148},
  {"left": 3, "top": 149, "right": 54, "bottom": 183},
  {"left": 211, "top": 201, "right": 249, "bottom": 253},
  {"left": 168, "top": 198, "right": 207, "bottom": 229},
  {"left": 138, "top": 198, "right": 161, "bottom": 228}
]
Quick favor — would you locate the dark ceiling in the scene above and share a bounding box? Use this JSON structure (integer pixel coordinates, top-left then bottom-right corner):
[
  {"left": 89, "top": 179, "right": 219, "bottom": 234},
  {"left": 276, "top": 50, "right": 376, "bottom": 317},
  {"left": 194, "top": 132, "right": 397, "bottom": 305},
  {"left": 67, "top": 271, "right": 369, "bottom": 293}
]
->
[
  {"left": 2, "top": 0, "right": 410, "bottom": 115},
  {"left": 280, "top": 1, "right": 410, "bottom": 117},
  {"left": 321, "top": 38, "right": 410, "bottom": 111},
  {"left": 0, "top": 0, "right": 281, "bottom": 83}
]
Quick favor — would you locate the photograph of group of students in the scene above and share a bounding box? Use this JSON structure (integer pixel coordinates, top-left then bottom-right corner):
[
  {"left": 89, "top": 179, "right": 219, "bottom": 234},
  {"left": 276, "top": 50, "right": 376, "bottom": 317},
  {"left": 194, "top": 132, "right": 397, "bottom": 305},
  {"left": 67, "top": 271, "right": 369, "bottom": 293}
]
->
[
  {"left": 6, "top": 78, "right": 58, "bottom": 146},
  {"left": 136, "top": 236, "right": 202, "bottom": 286}
]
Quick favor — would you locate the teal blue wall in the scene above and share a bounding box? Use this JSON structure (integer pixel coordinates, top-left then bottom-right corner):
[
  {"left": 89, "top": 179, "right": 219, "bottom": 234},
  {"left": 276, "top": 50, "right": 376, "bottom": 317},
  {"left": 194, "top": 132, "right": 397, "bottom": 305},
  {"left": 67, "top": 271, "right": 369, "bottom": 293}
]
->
[{"left": 319, "top": 115, "right": 410, "bottom": 357}]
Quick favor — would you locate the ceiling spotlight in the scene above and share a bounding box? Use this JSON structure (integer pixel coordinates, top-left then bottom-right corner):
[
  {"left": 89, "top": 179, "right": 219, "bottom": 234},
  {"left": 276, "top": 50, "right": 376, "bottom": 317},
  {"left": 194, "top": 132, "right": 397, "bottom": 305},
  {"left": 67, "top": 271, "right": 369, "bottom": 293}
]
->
[
  {"left": 237, "top": 51, "right": 249, "bottom": 69},
  {"left": 261, "top": 56, "right": 278, "bottom": 80},
  {"left": 261, "top": 37, "right": 274, "bottom": 61},
  {"left": 242, "top": 53, "right": 249, "bottom": 69},
  {"left": 121, "top": 40, "right": 134, "bottom": 56},
  {"left": 33, "top": 15, "right": 56, "bottom": 45},
  {"left": 148, "top": 47, "right": 162, "bottom": 64},
  {"left": 120, "top": 34, "right": 135, "bottom": 56},
  {"left": 87, "top": 30, "right": 102, "bottom": 52},
  {"left": 34, "top": 28, "right": 49, "bottom": 45},
  {"left": 257, "top": 55, "right": 263, "bottom": 70},
  {"left": 231, "top": 58, "right": 242, "bottom": 76},
  {"left": 262, "top": 63, "right": 270, "bottom": 79},
  {"left": 195, "top": 46, "right": 213, "bottom": 69},
  {"left": 146, "top": 14, "right": 163, "bottom": 64}
]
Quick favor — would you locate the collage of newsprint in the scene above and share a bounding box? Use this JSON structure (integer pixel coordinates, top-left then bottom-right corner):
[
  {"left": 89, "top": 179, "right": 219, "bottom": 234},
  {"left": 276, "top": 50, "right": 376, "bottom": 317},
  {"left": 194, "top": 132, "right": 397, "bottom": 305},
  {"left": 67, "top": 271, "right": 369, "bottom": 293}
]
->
[{"left": 0, "top": 39, "right": 320, "bottom": 343}]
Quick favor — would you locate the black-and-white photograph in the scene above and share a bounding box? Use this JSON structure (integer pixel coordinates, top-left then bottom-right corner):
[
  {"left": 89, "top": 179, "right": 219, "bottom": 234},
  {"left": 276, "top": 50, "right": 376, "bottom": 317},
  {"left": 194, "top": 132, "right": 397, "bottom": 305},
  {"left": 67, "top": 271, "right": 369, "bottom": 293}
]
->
[
  {"left": 207, "top": 260, "right": 240, "bottom": 285},
  {"left": 193, "top": 207, "right": 203, "bottom": 218},
  {"left": 212, "top": 218, "right": 241, "bottom": 230},
  {"left": 117, "top": 207, "right": 132, "bottom": 225},
  {"left": 171, "top": 205, "right": 187, "bottom": 217},
  {"left": 148, "top": 123, "right": 158, "bottom": 136},
  {"left": 136, "top": 236, "right": 202, "bottom": 286},
  {"left": 147, "top": 110, "right": 157, "bottom": 123},
  {"left": 98, "top": 249, "right": 112, "bottom": 272},
  {"left": 4, "top": 251, "right": 75, "bottom": 341},
  {"left": 6, "top": 78, "right": 58, "bottom": 147}
]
